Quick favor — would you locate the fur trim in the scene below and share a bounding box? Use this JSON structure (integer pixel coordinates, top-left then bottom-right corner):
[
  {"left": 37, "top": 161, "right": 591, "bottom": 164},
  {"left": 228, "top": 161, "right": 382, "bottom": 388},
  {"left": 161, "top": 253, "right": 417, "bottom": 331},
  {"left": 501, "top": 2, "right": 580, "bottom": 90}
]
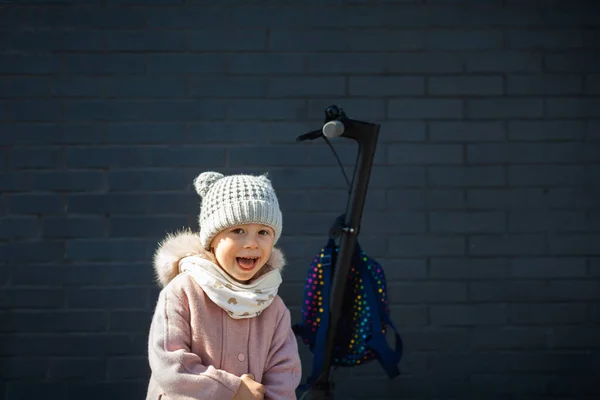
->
[{"left": 153, "top": 229, "right": 286, "bottom": 288}]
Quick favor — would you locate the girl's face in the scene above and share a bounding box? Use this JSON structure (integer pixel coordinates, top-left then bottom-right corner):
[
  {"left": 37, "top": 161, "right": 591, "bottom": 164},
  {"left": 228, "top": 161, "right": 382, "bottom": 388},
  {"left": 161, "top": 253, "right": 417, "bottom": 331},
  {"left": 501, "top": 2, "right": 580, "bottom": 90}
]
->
[{"left": 210, "top": 223, "right": 275, "bottom": 283}]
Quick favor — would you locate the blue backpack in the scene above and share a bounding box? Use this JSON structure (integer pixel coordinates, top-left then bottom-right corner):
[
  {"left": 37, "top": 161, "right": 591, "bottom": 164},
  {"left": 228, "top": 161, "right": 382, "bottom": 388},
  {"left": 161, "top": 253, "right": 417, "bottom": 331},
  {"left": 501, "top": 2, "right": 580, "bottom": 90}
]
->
[{"left": 293, "top": 232, "right": 403, "bottom": 387}]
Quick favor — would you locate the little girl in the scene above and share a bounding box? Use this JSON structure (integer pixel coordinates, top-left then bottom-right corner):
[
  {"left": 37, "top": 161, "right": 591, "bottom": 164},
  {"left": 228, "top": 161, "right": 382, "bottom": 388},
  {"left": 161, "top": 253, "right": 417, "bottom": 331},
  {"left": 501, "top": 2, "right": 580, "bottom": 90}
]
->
[{"left": 146, "top": 171, "right": 302, "bottom": 400}]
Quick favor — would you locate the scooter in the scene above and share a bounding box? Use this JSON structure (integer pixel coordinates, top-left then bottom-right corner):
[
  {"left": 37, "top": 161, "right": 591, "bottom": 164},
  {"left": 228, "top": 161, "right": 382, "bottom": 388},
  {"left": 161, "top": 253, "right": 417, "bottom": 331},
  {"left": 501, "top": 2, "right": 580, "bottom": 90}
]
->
[{"left": 296, "top": 105, "right": 381, "bottom": 400}]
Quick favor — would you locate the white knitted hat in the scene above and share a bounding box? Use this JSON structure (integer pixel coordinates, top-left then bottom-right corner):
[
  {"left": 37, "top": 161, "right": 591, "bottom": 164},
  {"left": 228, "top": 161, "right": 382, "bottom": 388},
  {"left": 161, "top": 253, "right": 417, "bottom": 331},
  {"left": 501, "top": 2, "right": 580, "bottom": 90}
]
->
[{"left": 193, "top": 171, "right": 283, "bottom": 250}]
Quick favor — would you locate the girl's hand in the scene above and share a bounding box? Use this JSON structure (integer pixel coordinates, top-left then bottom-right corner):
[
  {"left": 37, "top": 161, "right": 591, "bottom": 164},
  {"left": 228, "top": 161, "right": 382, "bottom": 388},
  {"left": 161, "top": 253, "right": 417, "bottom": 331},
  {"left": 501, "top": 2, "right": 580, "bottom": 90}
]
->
[{"left": 233, "top": 374, "right": 265, "bottom": 400}]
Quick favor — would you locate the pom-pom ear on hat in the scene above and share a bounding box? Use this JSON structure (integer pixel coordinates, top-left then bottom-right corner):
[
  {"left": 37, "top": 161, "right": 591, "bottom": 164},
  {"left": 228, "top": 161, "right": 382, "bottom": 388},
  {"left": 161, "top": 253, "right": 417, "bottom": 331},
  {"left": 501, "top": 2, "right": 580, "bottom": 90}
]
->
[{"left": 194, "top": 171, "right": 224, "bottom": 198}]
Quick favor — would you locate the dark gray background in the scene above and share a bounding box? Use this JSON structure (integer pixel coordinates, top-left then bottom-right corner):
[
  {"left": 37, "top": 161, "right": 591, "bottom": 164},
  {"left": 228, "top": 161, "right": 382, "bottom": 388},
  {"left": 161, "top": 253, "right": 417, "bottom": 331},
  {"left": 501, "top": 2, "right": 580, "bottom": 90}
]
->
[{"left": 1, "top": 0, "right": 599, "bottom": 399}]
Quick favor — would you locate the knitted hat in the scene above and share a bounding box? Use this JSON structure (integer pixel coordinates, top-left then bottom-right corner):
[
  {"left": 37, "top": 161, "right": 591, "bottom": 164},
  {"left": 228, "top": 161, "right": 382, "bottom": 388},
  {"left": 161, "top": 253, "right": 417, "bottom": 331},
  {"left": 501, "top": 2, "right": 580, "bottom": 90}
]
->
[{"left": 193, "top": 171, "right": 283, "bottom": 250}]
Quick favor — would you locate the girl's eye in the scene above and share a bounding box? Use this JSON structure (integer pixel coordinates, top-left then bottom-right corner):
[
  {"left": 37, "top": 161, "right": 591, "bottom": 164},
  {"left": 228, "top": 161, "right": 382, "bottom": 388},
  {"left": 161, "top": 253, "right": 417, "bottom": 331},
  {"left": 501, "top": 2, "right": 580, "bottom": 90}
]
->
[
  {"left": 232, "top": 228, "right": 244, "bottom": 234},
  {"left": 259, "top": 230, "right": 271, "bottom": 236}
]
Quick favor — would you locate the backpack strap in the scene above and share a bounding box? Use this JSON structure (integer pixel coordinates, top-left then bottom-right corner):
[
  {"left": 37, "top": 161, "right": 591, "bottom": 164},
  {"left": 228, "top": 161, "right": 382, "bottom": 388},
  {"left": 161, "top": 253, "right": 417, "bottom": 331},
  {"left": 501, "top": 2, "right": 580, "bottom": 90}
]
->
[
  {"left": 359, "top": 263, "right": 403, "bottom": 379},
  {"left": 299, "top": 238, "right": 336, "bottom": 391}
]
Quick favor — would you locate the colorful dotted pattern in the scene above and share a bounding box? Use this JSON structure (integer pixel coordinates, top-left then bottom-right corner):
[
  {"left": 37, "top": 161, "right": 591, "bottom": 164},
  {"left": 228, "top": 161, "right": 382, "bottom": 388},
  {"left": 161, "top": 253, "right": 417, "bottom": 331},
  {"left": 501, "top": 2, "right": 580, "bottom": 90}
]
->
[{"left": 299, "top": 245, "right": 390, "bottom": 367}]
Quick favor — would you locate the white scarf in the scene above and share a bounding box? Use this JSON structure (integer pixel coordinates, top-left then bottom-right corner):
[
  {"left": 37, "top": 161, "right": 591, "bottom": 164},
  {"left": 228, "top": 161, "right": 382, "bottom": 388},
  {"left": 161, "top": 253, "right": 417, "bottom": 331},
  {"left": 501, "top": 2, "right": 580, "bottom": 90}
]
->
[{"left": 179, "top": 255, "right": 282, "bottom": 319}]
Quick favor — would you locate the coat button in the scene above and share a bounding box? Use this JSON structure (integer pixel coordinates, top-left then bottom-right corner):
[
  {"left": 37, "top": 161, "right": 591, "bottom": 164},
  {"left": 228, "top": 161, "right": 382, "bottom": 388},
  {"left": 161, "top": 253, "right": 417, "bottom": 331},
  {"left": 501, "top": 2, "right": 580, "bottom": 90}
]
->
[{"left": 237, "top": 353, "right": 246, "bottom": 362}]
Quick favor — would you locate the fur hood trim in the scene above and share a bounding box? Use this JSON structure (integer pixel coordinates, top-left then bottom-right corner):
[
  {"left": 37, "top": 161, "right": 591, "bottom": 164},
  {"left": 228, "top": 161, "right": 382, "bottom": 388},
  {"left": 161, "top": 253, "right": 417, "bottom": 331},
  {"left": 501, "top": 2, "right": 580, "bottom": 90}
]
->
[{"left": 153, "top": 230, "right": 286, "bottom": 288}]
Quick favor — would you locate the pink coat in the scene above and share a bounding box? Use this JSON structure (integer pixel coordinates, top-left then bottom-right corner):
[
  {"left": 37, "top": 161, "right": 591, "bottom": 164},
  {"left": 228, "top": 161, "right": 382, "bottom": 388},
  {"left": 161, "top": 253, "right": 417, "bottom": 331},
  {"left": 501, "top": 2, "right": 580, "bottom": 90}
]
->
[{"left": 146, "top": 231, "right": 302, "bottom": 400}]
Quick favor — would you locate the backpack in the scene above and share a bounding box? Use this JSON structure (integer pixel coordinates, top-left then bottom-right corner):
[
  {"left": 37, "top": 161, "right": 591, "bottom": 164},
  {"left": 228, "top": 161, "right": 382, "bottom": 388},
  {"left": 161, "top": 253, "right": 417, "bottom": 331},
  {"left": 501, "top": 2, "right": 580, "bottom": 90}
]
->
[{"left": 292, "top": 227, "right": 403, "bottom": 388}]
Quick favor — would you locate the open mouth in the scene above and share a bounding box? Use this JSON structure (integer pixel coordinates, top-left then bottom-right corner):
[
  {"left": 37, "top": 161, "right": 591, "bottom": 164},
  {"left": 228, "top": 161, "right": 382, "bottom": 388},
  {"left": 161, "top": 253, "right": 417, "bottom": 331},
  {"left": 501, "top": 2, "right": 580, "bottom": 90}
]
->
[{"left": 236, "top": 256, "right": 259, "bottom": 270}]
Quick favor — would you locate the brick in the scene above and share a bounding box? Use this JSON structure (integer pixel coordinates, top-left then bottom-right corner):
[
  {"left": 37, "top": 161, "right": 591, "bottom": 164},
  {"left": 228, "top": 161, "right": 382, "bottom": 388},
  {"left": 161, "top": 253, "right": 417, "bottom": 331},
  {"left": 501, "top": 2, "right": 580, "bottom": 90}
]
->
[
  {"left": 269, "top": 77, "right": 345, "bottom": 97},
  {"left": 232, "top": 6, "right": 306, "bottom": 27},
  {"left": 1, "top": 100, "right": 63, "bottom": 122},
  {"left": 471, "top": 327, "right": 547, "bottom": 349},
  {"left": 350, "top": 30, "right": 425, "bottom": 51},
  {"left": 8, "top": 241, "right": 64, "bottom": 262},
  {"left": 0, "top": 172, "right": 29, "bottom": 192},
  {"left": 390, "top": 52, "right": 464, "bottom": 73},
  {"left": 51, "top": 77, "right": 106, "bottom": 98},
  {"left": 30, "top": 171, "right": 106, "bottom": 192},
  {"left": 466, "top": 52, "right": 542, "bottom": 72},
  {"left": 388, "top": 99, "right": 463, "bottom": 119},
  {"left": 269, "top": 29, "right": 348, "bottom": 51},
  {"left": 466, "top": 188, "right": 542, "bottom": 210},
  {"left": 469, "top": 143, "right": 598, "bottom": 164},
  {"left": 426, "top": 29, "right": 502, "bottom": 49},
  {"left": 471, "top": 374, "right": 549, "bottom": 395},
  {"left": 66, "top": 288, "right": 147, "bottom": 309},
  {"left": 387, "top": 144, "right": 463, "bottom": 165},
  {"left": 429, "top": 166, "right": 505, "bottom": 187},
  {"left": 110, "top": 311, "right": 153, "bottom": 332},
  {"left": 349, "top": 76, "right": 424, "bottom": 97},
  {"left": 470, "top": 281, "right": 550, "bottom": 302},
  {"left": 66, "top": 239, "right": 155, "bottom": 262},
  {"left": 307, "top": 53, "right": 385, "bottom": 74},
  {"left": 107, "top": 31, "right": 186, "bottom": 51},
  {"left": 508, "top": 165, "right": 586, "bottom": 186},
  {"left": 110, "top": 169, "right": 190, "bottom": 191},
  {"left": 379, "top": 121, "right": 426, "bottom": 142},
  {"left": 65, "top": 54, "right": 145, "bottom": 74},
  {"left": 6, "top": 383, "right": 67, "bottom": 400},
  {"left": 68, "top": 193, "right": 148, "bottom": 214},
  {"left": 229, "top": 99, "right": 306, "bottom": 120},
  {"left": 189, "top": 77, "right": 267, "bottom": 98},
  {"left": 371, "top": 166, "right": 427, "bottom": 188},
  {"left": 429, "top": 258, "right": 509, "bottom": 280},
  {"left": 0, "top": 54, "right": 61, "bottom": 74},
  {"left": 147, "top": 54, "right": 225, "bottom": 73},
  {"left": 587, "top": 74, "right": 600, "bottom": 94},
  {"left": 8, "top": 194, "right": 64, "bottom": 214},
  {"left": 229, "top": 54, "right": 304, "bottom": 74},
  {"left": 27, "top": 7, "right": 145, "bottom": 29},
  {"left": 0, "top": 358, "right": 47, "bottom": 379},
  {"left": 549, "top": 327, "right": 600, "bottom": 349},
  {"left": 509, "top": 211, "right": 588, "bottom": 233},
  {"left": 107, "top": 123, "right": 186, "bottom": 144},
  {"left": 508, "top": 120, "right": 586, "bottom": 141},
  {"left": 508, "top": 303, "right": 587, "bottom": 325},
  {"left": 147, "top": 7, "right": 224, "bottom": 28},
  {"left": 0, "top": 77, "right": 51, "bottom": 97},
  {"left": 3, "top": 311, "right": 107, "bottom": 333},
  {"left": 467, "top": 98, "right": 543, "bottom": 118},
  {"left": 507, "top": 74, "right": 583, "bottom": 95},
  {"left": 545, "top": 52, "right": 600, "bottom": 73},
  {"left": 540, "top": 4, "right": 599, "bottom": 26},
  {"left": 1, "top": 124, "right": 105, "bottom": 146},
  {"left": 546, "top": 98, "right": 600, "bottom": 118},
  {"left": 360, "top": 212, "right": 426, "bottom": 234},
  {"left": 430, "top": 304, "right": 507, "bottom": 325},
  {"left": 377, "top": 259, "right": 427, "bottom": 280},
  {"left": 68, "top": 382, "right": 148, "bottom": 400},
  {"left": 190, "top": 29, "right": 266, "bottom": 51},
  {"left": 510, "top": 257, "right": 587, "bottom": 278},
  {"left": 0, "top": 216, "right": 39, "bottom": 239},
  {"left": 469, "top": 235, "right": 545, "bottom": 255},
  {"left": 0, "top": 289, "right": 64, "bottom": 309},
  {"left": 506, "top": 29, "right": 583, "bottom": 49},
  {"left": 110, "top": 216, "right": 188, "bottom": 238},
  {"left": 43, "top": 217, "right": 107, "bottom": 238},
  {"left": 309, "top": 99, "right": 385, "bottom": 120},
  {"left": 429, "top": 76, "right": 503, "bottom": 96},
  {"left": 67, "top": 100, "right": 229, "bottom": 121},
  {"left": 398, "top": 328, "right": 470, "bottom": 351},
  {"left": 548, "top": 235, "right": 600, "bottom": 255},
  {"left": 1, "top": 31, "right": 105, "bottom": 52},
  {"left": 147, "top": 193, "right": 198, "bottom": 215},
  {"left": 48, "top": 359, "right": 105, "bottom": 380},
  {"left": 9, "top": 148, "right": 63, "bottom": 169},
  {"left": 108, "top": 357, "right": 149, "bottom": 379},
  {"left": 108, "top": 77, "right": 186, "bottom": 98},
  {"left": 388, "top": 282, "right": 467, "bottom": 303},
  {"left": 430, "top": 212, "right": 506, "bottom": 233},
  {"left": 389, "top": 235, "right": 465, "bottom": 256},
  {"left": 306, "top": 142, "right": 386, "bottom": 166},
  {"left": 228, "top": 145, "right": 305, "bottom": 167},
  {"left": 429, "top": 121, "right": 505, "bottom": 142}
]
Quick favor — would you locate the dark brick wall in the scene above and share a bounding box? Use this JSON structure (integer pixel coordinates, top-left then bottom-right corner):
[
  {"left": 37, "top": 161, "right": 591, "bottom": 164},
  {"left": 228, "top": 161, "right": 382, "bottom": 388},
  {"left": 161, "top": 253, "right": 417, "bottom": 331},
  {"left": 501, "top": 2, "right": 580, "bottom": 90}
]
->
[{"left": 1, "top": 1, "right": 599, "bottom": 399}]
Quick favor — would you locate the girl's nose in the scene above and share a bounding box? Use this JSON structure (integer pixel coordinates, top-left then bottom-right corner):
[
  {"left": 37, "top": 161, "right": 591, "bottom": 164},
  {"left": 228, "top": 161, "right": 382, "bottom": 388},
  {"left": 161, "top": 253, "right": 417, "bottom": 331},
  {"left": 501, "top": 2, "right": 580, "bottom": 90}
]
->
[{"left": 244, "top": 234, "right": 259, "bottom": 248}]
